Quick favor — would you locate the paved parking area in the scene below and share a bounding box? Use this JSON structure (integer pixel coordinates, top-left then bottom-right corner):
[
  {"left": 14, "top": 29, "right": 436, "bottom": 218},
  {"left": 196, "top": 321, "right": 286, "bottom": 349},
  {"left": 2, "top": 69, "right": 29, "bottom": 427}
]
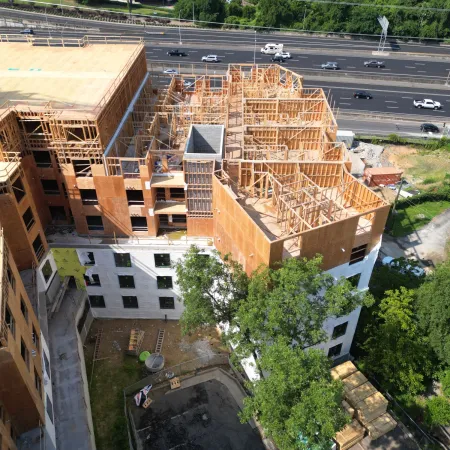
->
[{"left": 351, "top": 426, "right": 418, "bottom": 450}]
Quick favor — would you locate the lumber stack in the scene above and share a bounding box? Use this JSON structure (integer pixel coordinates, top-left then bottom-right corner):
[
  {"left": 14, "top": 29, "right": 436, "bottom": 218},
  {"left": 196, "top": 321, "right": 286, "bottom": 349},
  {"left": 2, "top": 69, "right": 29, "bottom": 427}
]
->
[{"left": 332, "top": 361, "right": 397, "bottom": 449}]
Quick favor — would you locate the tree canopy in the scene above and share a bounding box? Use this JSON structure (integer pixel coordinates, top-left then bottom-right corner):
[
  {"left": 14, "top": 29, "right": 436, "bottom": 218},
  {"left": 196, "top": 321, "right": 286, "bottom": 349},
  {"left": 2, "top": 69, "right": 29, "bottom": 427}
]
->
[
  {"left": 174, "top": 246, "right": 248, "bottom": 334},
  {"left": 240, "top": 338, "right": 349, "bottom": 450},
  {"left": 228, "top": 256, "right": 372, "bottom": 359},
  {"left": 175, "top": 0, "right": 226, "bottom": 23},
  {"left": 361, "top": 287, "right": 432, "bottom": 395},
  {"left": 416, "top": 260, "right": 450, "bottom": 366}
]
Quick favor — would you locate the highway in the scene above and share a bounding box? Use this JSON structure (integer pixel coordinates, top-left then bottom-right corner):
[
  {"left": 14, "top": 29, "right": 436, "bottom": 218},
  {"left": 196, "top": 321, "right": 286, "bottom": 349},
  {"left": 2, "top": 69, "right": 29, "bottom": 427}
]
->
[
  {"left": 2, "top": 7, "right": 450, "bottom": 56},
  {"left": 2, "top": 8, "right": 450, "bottom": 132}
]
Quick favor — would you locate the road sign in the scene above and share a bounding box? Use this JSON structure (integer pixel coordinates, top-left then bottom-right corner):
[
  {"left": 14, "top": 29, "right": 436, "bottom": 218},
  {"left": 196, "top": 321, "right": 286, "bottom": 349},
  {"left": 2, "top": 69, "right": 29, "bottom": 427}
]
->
[
  {"left": 378, "top": 15, "right": 389, "bottom": 33},
  {"left": 377, "top": 16, "right": 389, "bottom": 52}
]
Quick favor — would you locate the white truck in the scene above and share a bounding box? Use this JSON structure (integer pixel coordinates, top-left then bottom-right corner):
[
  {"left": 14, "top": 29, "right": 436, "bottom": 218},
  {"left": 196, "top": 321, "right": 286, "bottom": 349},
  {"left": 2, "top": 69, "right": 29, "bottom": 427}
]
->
[
  {"left": 261, "top": 43, "right": 283, "bottom": 55},
  {"left": 413, "top": 98, "right": 442, "bottom": 110}
]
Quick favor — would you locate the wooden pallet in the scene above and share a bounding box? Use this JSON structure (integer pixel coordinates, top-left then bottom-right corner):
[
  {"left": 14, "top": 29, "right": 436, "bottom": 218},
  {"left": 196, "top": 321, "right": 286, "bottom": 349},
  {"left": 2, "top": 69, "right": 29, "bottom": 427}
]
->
[
  {"left": 170, "top": 377, "right": 181, "bottom": 390},
  {"left": 155, "top": 329, "right": 165, "bottom": 354},
  {"left": 93, "top": 328, "right": 103, "bottom": 361},
  {"left": 143, "top": 397, "right": 153, "bottom": 409},
  {"left": 126, "top": 329, "right": 145, "bottom": 356}
]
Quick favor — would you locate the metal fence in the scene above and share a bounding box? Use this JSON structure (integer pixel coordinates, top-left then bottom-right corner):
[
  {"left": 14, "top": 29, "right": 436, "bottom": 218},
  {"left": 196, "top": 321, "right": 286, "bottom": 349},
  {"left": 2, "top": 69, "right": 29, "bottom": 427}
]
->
[{"left": 123, "top": 353, "right": 230, "bottom": 396}]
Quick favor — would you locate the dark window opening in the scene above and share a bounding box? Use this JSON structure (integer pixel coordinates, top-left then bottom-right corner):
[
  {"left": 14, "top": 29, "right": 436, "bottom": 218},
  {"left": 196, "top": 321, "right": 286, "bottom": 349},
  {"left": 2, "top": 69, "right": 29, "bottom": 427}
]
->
[
  {"left": 21, "top": 339, "right": 29, "bottom": 370},
  {"left": 41, "top": 179, "right": 60, "bottom": 196},
  {"left": 332, "top": 322, "right": 348, "bottom": 340},
  {"left": 35, "top": 369, "right": 42, "bottom": 398},
  {"left": 347, "top": 273, "right": 361, "bottom": 288},
  {"left": 41, "top": 260, "right": 54, "bottom": 283},
  {"left": 82, "top": 252, "right": 95, "bottom": 265},
  {"left": 172, "top": 214, "right": 186, "bottom": 224},
  {"left": 89, "top": 295, "right": 105, "bottom": 308},
  {"left": 5, "top": 305, "right": 15, "bottom": 340},
  {"left": 22, "top": 120, "right": 44, "bottom": 136},
  {"left": 114, "top": 253, "right": 131, "bottom": 267},
  {"left": 6, "top": 265, "right": 15, "bottom": 292},
  {"left": 122, "top": 296, "right": 139, "bottom": 309},
  {"left": 349, "top": 245, "right": 367, "bottom": 265},
  {"left": 328, "top": 343, "right": 343, "bottom": 358},
  {"left": 156, "top": 188, "right": 166, "bottom": 201},
  {"left": 118, "top": 275, "right": 135, "bottom": 289},
  {"left": 46, "top": 395, "right": 54, "bottom": 424},
  {"left": 49, "top": 206, "right": 66, "bottom": 223},
  {"left": 12, "top": 177, "right": 25, "bottom": 203},
  {"left": 159, "top": 214, "right": 169, "bottom": 226},
  {"left": 170, "top": 188, "right": 185, "bottom": 200},
  {"left": 61, "top": 182, "right": 68, "bottom": 198},
  {"left": 155, "top": 253, "right": 171, "bottom": 268},
  {"left": 32, "top": 235, "right": 45, "bottom": 261},
  {"left": 131, "top": 216, "right": 148, "bottom": 232},
  {"left": 159, "top": 297, "right": 175, "bottom": 309},
  {"left": 22, "top": 207, "right": 35, "bottom": 232},
  {"left": 80, "top": 189, "right": 98, "bottom": 205},
  {"left": 66, "top": 127, "right": 85, "bottom": 141},
  {"left": 43, "top": 352, "right": 50, "bottom": 377},
  {"left": 20, "top": 297, "right": 28, "bottom": 323},
  {"left": 33, "top": 151, "right": 52, "bottom": 168},
  {"left": 126, "top": 190, "right": 144, "bottom": 206},
  {"left": 86, "top": 216, "right": 104, "bottom": 231},
  {"left": 32, "top": 325, "right": 40, "bottom": 351},
  {"left": 84, "top": 274, "right": 101, "bottom": 287},
  {"left": 157, "top": 276, "right": 173, "bottom": 289},
  {"left": 73, "top": 160, "right": 92, "bottom": 177}
]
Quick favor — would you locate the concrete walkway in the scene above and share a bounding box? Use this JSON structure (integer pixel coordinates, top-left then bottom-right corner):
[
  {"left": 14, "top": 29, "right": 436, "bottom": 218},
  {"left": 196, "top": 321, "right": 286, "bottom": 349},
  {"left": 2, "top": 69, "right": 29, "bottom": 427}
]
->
[
  {"left": 48, "top": 288, "right": 95, "bottom": 450},
  {"left": 380, "top": 208, "right": 450, "bottom": 267}
]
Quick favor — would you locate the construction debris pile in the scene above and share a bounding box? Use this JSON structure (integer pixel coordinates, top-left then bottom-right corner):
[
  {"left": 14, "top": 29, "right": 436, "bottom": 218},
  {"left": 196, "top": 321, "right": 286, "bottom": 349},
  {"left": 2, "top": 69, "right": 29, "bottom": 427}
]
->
[{"left": 333, "top": 361, "right": 397, "bottom": 450}]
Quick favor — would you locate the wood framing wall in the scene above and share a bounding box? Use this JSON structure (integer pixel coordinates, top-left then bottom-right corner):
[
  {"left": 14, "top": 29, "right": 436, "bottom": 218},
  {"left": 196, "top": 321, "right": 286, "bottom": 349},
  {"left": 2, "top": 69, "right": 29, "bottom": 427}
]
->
[
  {"left": 0, "top": 234, "right": 45, "bottom": 433},
  {"left": 212, "top": 176, "right": 272, "bottom": 274}
]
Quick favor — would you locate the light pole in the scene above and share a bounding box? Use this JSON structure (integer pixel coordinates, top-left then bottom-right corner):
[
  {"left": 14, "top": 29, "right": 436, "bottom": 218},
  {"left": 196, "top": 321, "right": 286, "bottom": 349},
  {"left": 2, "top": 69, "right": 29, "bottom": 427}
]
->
[
  {"left": 446, "top": 70, "right": 450, "bottom": 86},
  {"left": 178, "top": 13, "right": 182, "bottom": 45},
  {"left": 253, "top": 30, "right": 257, "bottom": 65}
]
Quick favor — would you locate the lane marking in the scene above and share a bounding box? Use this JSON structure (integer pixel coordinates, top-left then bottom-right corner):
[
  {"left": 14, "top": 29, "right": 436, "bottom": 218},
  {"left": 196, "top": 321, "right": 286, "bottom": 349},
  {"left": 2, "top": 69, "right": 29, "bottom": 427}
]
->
[
  {"left": 340, "top": 97, "right": 352, "bottom": 100},
  {"left": 402, "top": 96, "right": 413, "bottom": 99},
  {"left": 387, "top": 106, "right": 399, "bottom": 109},
  {"left": 415, "top": 63, "right": 426, "bottom": 65},
  {"left": 381, "top": 68, "right": 391, "bottom": 70},
  {"left": 336, "top": 58, "right": 347, "bottom": 60},
  {"left": 347, "top": 66, "right": 356, "bottom": 68},
  {"left": 418, "top": 71, "right": 427, "bottom": 73},
  {"left": 339, "top": 102, "right": 351, "bottom": 105},
  {"left": 405, "top": 66, "right": 416, "bottom": 69},
  {"left": 385, "top": 101, "right": 398, "bottom": 103}
]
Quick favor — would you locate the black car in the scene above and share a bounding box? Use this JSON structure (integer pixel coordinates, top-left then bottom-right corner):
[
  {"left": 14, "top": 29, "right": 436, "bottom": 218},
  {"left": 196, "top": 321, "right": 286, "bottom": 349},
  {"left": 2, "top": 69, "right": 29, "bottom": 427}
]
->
[
  {"left": 167, "top": 49, "right": 188, "bottom": 57},
  {"left": 353, "top": 91, "right": 372, "bottom": 99},
  {"left": 420, "top": 123, "right": 440, "bottom": 133},
  {"left": 20, "top": 29, "right": 34, "bottom": 35},
  {"left": 271, "top": 55, "right": 285, "bottom": 63}
]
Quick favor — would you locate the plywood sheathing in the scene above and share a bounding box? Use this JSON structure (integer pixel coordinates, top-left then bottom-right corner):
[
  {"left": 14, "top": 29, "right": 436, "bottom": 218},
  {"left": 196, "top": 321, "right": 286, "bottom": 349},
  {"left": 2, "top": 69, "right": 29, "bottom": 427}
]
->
[
  {"left": 335, "top": 420, "right": 365, "bottom": 450},
  {"left": 347, "top": 382, "right": 378, "bottom": 407},
  {"left": 331, "top": 361, "right": 358, "bottom": 380},
  {"left": 365, "top": 413, "right": 397, "bottom": 440},
  {"left": 356, "top": 392, "right": 389, "bottom": 424},
  {"left": 343, "top": 371, "right": 369, "bottom": 393}
]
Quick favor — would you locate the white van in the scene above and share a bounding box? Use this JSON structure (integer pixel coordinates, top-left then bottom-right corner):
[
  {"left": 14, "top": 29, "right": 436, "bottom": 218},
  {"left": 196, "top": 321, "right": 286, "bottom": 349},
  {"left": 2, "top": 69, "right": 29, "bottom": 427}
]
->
[{"left": 261, "top": 43, "right": 284, "bottom": 54}]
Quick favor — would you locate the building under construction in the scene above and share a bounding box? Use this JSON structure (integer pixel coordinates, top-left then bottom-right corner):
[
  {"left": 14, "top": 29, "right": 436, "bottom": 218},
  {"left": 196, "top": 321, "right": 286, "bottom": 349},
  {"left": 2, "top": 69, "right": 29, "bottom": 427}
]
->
[{"left": 0, "top": 36, "right": 389, "bottom": 449}]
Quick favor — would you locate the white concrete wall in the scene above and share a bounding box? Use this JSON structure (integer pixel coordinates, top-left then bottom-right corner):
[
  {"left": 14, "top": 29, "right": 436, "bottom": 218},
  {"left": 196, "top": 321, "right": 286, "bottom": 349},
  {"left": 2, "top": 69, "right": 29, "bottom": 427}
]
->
[
  {"left": 41, "top": 336, "right": 57, "bottom": 450},
  {"left": 77, "top": 244, "right": 213, "bottom": 319}
]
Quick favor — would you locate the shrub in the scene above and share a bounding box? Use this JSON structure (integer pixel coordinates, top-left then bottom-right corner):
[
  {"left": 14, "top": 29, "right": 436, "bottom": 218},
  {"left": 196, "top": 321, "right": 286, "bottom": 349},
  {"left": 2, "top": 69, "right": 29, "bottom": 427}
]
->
[
  {"left": 441, "top": 370, "right": 450, "bottom": 398},
  {"left": 422, "top": 177, "right": 439, "bottom": 185},
  {"left": 425, "top": 396, "right": 450, "bottom": 427}
]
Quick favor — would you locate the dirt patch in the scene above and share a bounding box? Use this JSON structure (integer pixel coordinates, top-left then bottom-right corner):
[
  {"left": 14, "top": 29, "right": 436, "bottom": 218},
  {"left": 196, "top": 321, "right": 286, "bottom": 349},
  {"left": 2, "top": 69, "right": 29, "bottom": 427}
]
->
[
  {"left": 87, "top": 319, "right": 225, "bottom": 367},
  {"left": 384, "top": 145, "right": 450, "bottom": 187}
]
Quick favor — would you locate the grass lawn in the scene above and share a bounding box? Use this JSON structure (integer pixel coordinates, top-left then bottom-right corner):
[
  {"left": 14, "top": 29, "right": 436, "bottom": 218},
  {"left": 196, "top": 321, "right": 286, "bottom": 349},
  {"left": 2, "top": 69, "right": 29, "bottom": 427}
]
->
[
  {"left": 86, "top": 356, "right": 142, "bottom": 450},
  {"left": 391, "top": 200, "right": 450, "bottom": 237}
]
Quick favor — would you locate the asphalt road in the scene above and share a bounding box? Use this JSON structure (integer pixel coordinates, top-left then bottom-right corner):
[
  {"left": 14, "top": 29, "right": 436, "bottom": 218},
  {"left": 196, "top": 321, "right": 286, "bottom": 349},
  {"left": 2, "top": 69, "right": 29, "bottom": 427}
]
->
[{"left": 2, "top": 7, "right": 450, "bottom": 56}]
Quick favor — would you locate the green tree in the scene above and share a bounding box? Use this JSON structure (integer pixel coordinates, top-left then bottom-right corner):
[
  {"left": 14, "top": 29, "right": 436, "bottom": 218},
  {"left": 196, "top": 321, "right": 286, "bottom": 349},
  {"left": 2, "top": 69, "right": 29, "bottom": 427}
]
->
[
  {"left": 441, "top": 369, "right": 450, "bottom": 398},
  {"left": 416, "top": 260, "right": 450, "bottom": 366},
  {"left": 228, "top": 256, "right": 371, "bottom": 359},
  {"left": 241, "top": 339, "right": 349, "bottom": 450},
  {"left": 174, "top": 245, "right": 248, "bottom": 334},
  {"left": 175, "top": 0, "right": 226, "bottom": 23},
  {"left": 362, "top": 287, "right": 432, "bottom": 395},
  {"left": 424, "top": 396, "right": 450, "bottom": 427},
  {"left": 226, "top": 0, "right": 243, "bottom": 17},
  {"left": 254, "top": 0, "right": 293, "bottom": 28}
]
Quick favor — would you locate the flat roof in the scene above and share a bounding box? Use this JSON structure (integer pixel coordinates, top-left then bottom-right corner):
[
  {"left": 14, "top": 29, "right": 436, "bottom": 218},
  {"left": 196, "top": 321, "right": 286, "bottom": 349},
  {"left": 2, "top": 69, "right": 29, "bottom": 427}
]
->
[
  {"left": 0, "top": 161, "right": 20, "bottom": 183},
  {"left": 154, "top": 202, "right": 187, "bottom": 214},
  {"left": 364, "top": 167, "right": 403, "bottom": 175},
  {"left": 150, "top": 174, "right": 186, "bottom": 188},
  {"left": 0, "top": 42, "right": 142, "bottom": 118}
]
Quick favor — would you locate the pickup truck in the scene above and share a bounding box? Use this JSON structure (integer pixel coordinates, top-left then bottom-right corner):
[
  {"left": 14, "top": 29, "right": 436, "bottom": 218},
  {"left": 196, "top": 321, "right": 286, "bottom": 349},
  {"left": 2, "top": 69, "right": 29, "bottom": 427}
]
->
[{"left": 413, "top": 99, "right": 442, "bottom": 110}]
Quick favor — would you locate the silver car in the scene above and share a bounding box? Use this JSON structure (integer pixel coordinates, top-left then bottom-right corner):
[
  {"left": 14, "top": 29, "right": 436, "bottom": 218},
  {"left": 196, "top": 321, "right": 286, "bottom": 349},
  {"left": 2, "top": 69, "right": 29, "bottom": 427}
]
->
[{"left": 321, "top": 62, "right": 339, "bottom": 70}]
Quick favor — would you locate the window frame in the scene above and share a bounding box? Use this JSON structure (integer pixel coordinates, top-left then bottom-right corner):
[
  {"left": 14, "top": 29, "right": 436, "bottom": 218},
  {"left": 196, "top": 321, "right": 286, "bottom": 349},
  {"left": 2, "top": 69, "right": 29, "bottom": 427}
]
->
[
  {"left": 20, "top": 297, "right": 29, "bottom": 324},
  {"left": 84, "top": 274, "right": 101, "bottom": 287},
  {"left": 328, "top": 343, "right": 343, "bottom": 358},
  {"left": 154, "top": 253, "right": 171, "bottom": 268},
  {"left": 88, "top": 295, "right": 106, "bottom": 308},
  {"left": 22, "top": 207, "right": 35, "bottom": 232},
  {"left": 122, "top": 295, "right": 139, "bottom": 309},
  {"left": 332, "top": 322, "right": 348, "bottom": 340},
  {"left": 157, "top": 276, "right": 173, "bottom": 289},
  {"left": 159, "top": 296, "right": 175, "bottom": 309},
  {"left": 118, "top": 275, "right": 135, "bottom": 289},
  {"left": 21, "top": 338, "right": 30, "bottom": 370},
  {"left": 114, "top": 253, "right": 132, "bottom": 268}
]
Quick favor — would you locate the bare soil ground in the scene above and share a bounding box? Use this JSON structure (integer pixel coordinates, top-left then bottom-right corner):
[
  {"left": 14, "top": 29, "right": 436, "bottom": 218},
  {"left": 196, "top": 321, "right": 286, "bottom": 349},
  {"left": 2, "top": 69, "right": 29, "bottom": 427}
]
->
[{"left": 84, "top": 319, "right": 227, "bottom": 450}]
